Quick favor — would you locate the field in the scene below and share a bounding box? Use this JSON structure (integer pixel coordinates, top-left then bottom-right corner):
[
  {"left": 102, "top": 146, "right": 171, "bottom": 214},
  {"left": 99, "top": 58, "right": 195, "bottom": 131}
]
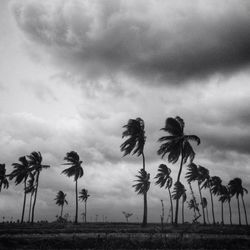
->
[{"left": 0, "top": 222, "right": 250, "bottom": 249}]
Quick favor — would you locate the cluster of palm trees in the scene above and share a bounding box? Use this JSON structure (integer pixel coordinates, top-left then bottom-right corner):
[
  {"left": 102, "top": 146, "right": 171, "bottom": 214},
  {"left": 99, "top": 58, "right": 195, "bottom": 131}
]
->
[{"left": 121, "top": 116, "right": 249, "bottom": 226}]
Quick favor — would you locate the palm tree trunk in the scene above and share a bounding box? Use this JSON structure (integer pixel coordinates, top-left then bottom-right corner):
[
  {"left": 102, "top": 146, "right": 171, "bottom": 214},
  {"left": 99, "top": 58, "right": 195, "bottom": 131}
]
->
[
  {"left": 221, "top": 201, "right": 224, "bottom": 225},
  {"left": 60, "top": 205, "right": 64, "bottom": 218},
  {"left": 142, "top": 152, "right": 147, "bottom": 227},
  {"left": 31, "top": 172, "right": 40, "bottom": 224},
  {"left": 241, "top": 194, "right": 248, "bottom": 225},
  {"left": 168, "top": 188, "right": 174, "bottom": 224},
  {"left": 209, "top": 185, "right": 216, "bottom": 224},
  {"left": 85, "top": 201, "right": 87, "bottom": 223},
  {"left": 182, "top": 198, "right": 184, "bottom": 224},
  {"left": 21, "top": 178, "right": 27, "bottom": 223},
  {"left": 198, "top": 183, "right": 206, "bottom": 225},
  {"left": 237, "top": 196, "right": 241, "bottom": 225},
  {"left": 28, "top": 192, "right": 33, "bottom": 223},
  {"left": 75, "top": 179, "right": 78, "bottom": 224},
  {"left": 206, "top": 207, "right": 210, "bottom": 224},
  {"left": 175, "top": 152, "right": 184, "bottom": 224},
  {"left": 228, "top": 201, "right": 232, "bottom": 225}
]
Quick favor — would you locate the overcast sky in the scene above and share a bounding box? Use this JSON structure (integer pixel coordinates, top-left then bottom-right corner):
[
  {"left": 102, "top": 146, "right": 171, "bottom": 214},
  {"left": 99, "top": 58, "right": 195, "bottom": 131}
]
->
[{"left": 0, "top": 0, "right": 250, "bottom": 224}]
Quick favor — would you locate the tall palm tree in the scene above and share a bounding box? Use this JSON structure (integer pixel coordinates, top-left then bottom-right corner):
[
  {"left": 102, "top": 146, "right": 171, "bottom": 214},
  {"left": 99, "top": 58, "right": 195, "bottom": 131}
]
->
[
  {"left": 25, "top": 173, "right": 35, "bottom": 223},
  {"left": 219, "top": 185, "right": 231, "bottom": 225},
  {"left": 158, "top": 116, "right": 200, "bottom": 224},
  {"left": 79, "top": 188, "right": 90, "bottom": 223},
  {"left": 121, "top": 118, "right": 148, "bottom": 226},
  {"left": 228, "top": 178, "right": 248, "bottom": 225},
  {"left": 55, "top": 191, "right": 68, "bottom": 218},
  {"left": 62, "top": 151, "right": 83, "bottom": 224},
  {"left": 0, "top": 164, "right": 9, "bottom": 192},
  {"left": 133, "top": 168, "right": 150, "bottom": 222},
  {"left": 202, "top": 197, "right": 210, "bottom": 224},
  {"left": 9, "top": 156, "right": 30, "bottom": 223},
  {"left": 27, "top": 151, "right": 50, "bottom": 223},
  {"left": 155, "top": 164, "right": 174, "bottom": 224},
  {"left": 186, "top": 163, "right": 206, "bottom": 224},
  {"left": 201, "top": 168, "right": 216, "bottom": 224}
]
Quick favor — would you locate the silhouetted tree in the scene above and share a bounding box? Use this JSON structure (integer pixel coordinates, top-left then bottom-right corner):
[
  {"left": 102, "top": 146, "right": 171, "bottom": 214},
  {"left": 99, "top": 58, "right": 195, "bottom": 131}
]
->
[
  {"left": 122, "top": 211, "right": 133, "bottom": 223},
  {"left": 25, "top": 173, "right": 35, "bottom": 223},
  {"left": 27, "top": 152, "right": 50, "bottom": 223},
  {"left": 182, "top": 191, "right": 187, "bottom": 224},
  {"left": 62, "top": 151, "right": 83, "bottom": 224},
  {"left": 155, "top": 164, "right": 174, "bottom": 224},
  {"left": 228, "top": 178, "right": 248, "bottom": 225},
  {"left": 121, "top": 118, "right": 148, "bottom": 226},
  {"left": 219, "top": 185, "right": 231, "bottom": 225},
  {"left": 210, "top": 176, "right": 222, "bottom": 223},
  {"left": 0, "top": 164, "right": 9, "bottom": 192},
  {"left": 158, "top": 116, "right": 200, "bottom": 224},
  {"left": 55, "top": 191, "right": 68, "bottom": 218},
  {"left": 188, "top": 198, "right": 200, "bottom": 223},
  {"left": 10, "top": 156, "right": 30, "bottom": 223},
  {"left": 79, "top": 188, "right": 90, "bottom": 223},
  {"left": 202, "top": 197, "right": 210, "bottom": 224}
]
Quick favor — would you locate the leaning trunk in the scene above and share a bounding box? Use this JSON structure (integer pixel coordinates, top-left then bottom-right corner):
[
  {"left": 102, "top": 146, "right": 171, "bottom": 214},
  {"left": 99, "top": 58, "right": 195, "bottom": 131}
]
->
[
  {"left": 228, "top": 200, "right": 232, "bottom": 225},
  {"left": 237, "top": 196, "right": 241, "bottom": 225},
  {"left": 31, "top": 172, "right": 40, "bottom": 224},
  {"left": 206, "top": 207, "right": 210, "bottom": 224},
  {"left": 75, "top": 179, "right": 78, "bottom": 224},
  {"left": 221, "top": 201, "right": 224, "bottom": 225},
  {"left": 60, "top": 204, "right": 64, "bottom": 218},
  {"left": 182, "top": 198, "right": 184, "bottom": 224},
  {"left": 198, "top": 183, "right": 206, "bottom": 225},
  {"left": 28, "top": 192, "right": 33, "bottom": 223},
  {"left": 168, "top": 188, "right": 174, "bottom": 224},
  {"left": 209, "top": 184, "right": 216, "bottom": 224},
  {"left": 174, "top": 151, "right": 184, "bottom": 224},
  {"left": 241, "top": 194, "right": 248, "bottom": 225},
  {"left": 142, "top": 152, "right": 147, "bottom": 227},
  {"left": 21, "top": 178, "right": 27, "bottom": 223}
]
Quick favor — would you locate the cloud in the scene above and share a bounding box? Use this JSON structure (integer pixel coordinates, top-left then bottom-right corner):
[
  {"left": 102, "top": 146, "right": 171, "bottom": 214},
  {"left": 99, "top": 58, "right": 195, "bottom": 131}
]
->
[{"left": 11, "top": 0, "right": 250, "bottom": 84}]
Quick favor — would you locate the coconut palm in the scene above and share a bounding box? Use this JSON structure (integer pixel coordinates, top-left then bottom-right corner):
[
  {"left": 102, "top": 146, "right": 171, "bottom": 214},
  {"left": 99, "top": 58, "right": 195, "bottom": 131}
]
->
[
  {"left": 228, "top": 178, "right": 248, "bottom": 225},
  {"left": 79, "top": 188, "right": 90, "bottom": 223},
  {"left": 27, "top": 151, "right": 50, "bottom": 223},
  {"left": 155, "top": 164, "right": 174, "bottom": 224},
  {"left": 62, "top": 151, "right": 83, "bottom": 224},
  {"left": 0, "top": 164, "right": 9, "bottom": 192},
  {"left": 25, "top": 173, "right": 35, "bottom": 223},
  {"left": 186, "top": 163, "right": 206, "bottom": 224},
  {"left": 9, "top": 156, "right": 30, "bottom": 223},
  {"left": 219, "top": 185, "right": 231, "bottom": 225},
  {"left": 55, "top": 191, "right": 68, "bottom": 218},
  {"left": 121, "top": 118, "right": 148, "bottom": 226},
  {"left": 158, "top": 116, "right": 200, "bottom": 224},
  {"left": 201, "top": 168, "right": 216, "bottom": 224},
  {"left": 210, "top": 176, "right": 222, "bottom": 223}
]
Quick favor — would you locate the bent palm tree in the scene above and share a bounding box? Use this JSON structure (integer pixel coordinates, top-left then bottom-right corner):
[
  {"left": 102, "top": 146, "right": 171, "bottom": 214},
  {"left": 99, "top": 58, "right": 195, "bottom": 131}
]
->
[
  {"left": 62, "top": 151, "right": 83, "bottom": 224},
  {"left": 55, "top": 191, "right": 68, "bottom": 218},
  {"left": 79, "top": 188, "right": 90, "bottom": 223},
  {"left": 158, "top": 116, "right": 200, "bottom": 224},
  {"left": 27, "top": 151, "right": 50, "bottom": 223},
  {"left": 210, "top": 176, "right": 222, "bottom": 223},
  {"left": 10, "top": 156, "right": 30, "bottom": 223},
  {"left": 133, "top": 169, "right": 150, "bottom": 219},
  {"left": 229, "top": 178, "right": 248, "bottom": 225},
  {"left": 25, "top": 173, "right": 35, "bottom": 223},
  {"left": 121, "top": 118, "right": 148, "bottom": 226},
  {"left": 155, "top": 164, "right": 174, "bottom": 224},
  {"left": 0, "top": 164, "right": 9, "bottom": 192}
]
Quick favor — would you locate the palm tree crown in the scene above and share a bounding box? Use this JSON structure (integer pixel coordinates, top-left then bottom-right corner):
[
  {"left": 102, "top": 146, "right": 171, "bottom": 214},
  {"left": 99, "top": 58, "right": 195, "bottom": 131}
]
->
[
  {"left": 0, "top": 164, "right": 9, "bottom": 191},
  {"left": 133, "top": 169, "right": 150, "bottom": 195},
  {"left": 155, "top": 164, "right": 172, "bottom": 189},
  {"left": 228, "top": 178, "right": 248, "bottom": 198},
  {"left": 55, "top": 191, "right": 68, "bottom": 207},
  {"left": 79, "top": 189, "right": 90, "bottom": 202}
]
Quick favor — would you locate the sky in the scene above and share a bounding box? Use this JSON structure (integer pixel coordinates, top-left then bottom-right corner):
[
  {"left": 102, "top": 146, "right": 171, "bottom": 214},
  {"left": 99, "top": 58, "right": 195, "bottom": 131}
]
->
[{"left": 0, "top": 0, "right": 250, "bottom": 224}]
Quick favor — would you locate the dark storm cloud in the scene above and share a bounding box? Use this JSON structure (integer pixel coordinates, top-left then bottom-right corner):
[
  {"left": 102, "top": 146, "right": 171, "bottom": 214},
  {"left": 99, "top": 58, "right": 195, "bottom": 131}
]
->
[{"left": 12, "top": 0, "right": 250, "bottom": 84}]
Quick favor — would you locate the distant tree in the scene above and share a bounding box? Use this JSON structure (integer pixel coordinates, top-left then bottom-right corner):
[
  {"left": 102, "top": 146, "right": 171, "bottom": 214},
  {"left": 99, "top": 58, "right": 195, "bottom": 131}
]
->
[
  {"left": 228, "top": 178, "right": 248, "bottom": 225},
  {"left": 0, "top": 164, "right": 9, "bottom": 192},
  {"left": 219, "top": 185, "right": 231, "bottom": 225},
  {"left": 158, "top": 116, "right": 200, "bottom": 224},
  {"left": 27, "top": 152, "right": 50, "bottom": 223},
  {"left": 62, "top": 151, "right": 83, "bottom": 224},
  {"left": 202, "top": 197, "right": 210, "bottom": 224},
  {"left": 121, "top": 118, "right": 148, "bottom": 226},
  {"left": 155, "top": 164, "right": 174, "bottom": 224},
  {"left": 210, "top": 176, "right": 222, "bottom": 223},
  {"left": 122, "top": 211, "right": 133, "bottom": 223},
  {"left": 55, "top": 191, "right": 68, "bottom": 218},
  {"left": 79, "top": 188, "right": 90, "bottom": 223},
  {"left": 10, "top": 156, "right": 30, "bottom": 223}
]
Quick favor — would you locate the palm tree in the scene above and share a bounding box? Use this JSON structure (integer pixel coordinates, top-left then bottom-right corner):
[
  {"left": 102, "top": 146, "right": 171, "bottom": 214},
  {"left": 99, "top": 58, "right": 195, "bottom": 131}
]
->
[
  {"left": 121, "top": 118, "right": 148, "bottom": 226},
  {"left": 228, "top": 178, "right": 248, "bottom": 225},
  {"left": 62, "top": 151, "right": 83, "bottom": 224},
  {"left": 27, "top": 151, "right": 50, "bottom": 223},
  {"left": 201, "top": 168, "right": 216, "bottom": 224},
  {"left": 219, "top": 185, "right": 231, "bottom": 225},
  {"left": 186, "top": 163, "right": 206, "bottom": 224},
  {"left": 9, "top": 156, "right": 30, "bottom": 223},
  {"left": 25, "top": 173, "right": 35, "bottom": 223},
  {"left": 0, "top": 164, "right": 9, "bottom": 192},
  {"left": 79, "top": 188, "right": 90, "bottom": 223},
  {"left": 155, "top": 164, "right": 174, "bottom": 224},
  {"left": 188, "top": 198, "right": 200, "bottom": 223},
  {"left": 55, "top": 191, "right": 68, "bottom": 218},
  {"left": 182, "top": 191, "right": 187, "bottom": 224},
  {"left": 202, "top": 197, "right": 210, "bottom": 224},
  {"left": 210, "top": 176, "right": 222, "bottom": 223},
  {"left": 158, "top": 116, "right": 200, "bottom": 224},
  {"left": 133, "top": 168, "right": 150, "bottom": 222}
]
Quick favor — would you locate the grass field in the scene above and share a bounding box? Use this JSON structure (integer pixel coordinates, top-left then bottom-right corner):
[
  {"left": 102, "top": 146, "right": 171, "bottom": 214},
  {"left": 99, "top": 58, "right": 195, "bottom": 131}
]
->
[{"left": 0, "top": 222, "right": 250, "bottom": 249}]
